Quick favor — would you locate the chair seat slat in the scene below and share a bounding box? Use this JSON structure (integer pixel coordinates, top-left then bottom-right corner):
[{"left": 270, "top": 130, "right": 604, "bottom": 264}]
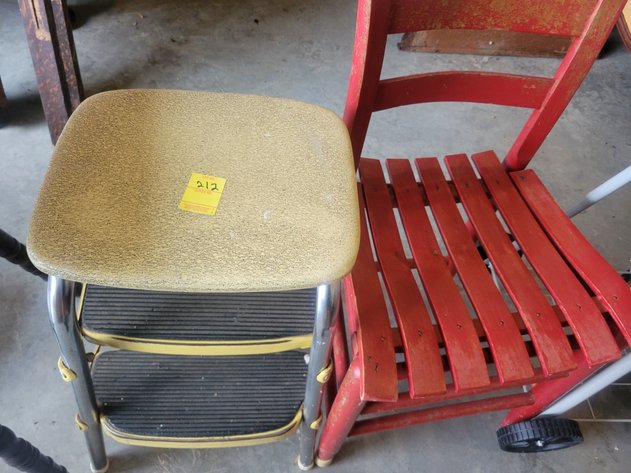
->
[
  {"left": 348, "top": 184, "right": 399, "bottom": 402},
  {"left": 382, "top": 159, "right": 489, "bottom": 391},
  {"left": 360, "top": 159, "right": 446, "bottom": 396},
  {"left": 445, "top": 155, "right": 576, "bottom": 376},
  {"left": 414, "top": 157, "right": 534, "bottom": 383},
  {"left": 512, "top": 169, "right": 631, "bottom": 346},
  {"left": 473, "top": 152, "right": 620, "bottom": 366}
]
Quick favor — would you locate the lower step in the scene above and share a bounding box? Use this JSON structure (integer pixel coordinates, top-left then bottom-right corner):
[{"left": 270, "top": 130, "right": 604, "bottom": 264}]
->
[{"left": 92, "top": 350, "right": 307, "bottom": 448}]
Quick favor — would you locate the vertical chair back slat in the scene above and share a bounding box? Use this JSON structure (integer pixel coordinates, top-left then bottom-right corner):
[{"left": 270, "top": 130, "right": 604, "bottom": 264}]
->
[{"left": 504, "top": 0, "right": 628, "bottom": 170}]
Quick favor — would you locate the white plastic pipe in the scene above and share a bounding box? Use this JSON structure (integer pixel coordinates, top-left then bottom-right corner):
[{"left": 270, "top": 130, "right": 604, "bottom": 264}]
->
[
  {"left": 566, "top": 165, "right": 631, "bottom": 217},
  {"left": 539, "top": 351, "right": 631, "bottom": 417}
]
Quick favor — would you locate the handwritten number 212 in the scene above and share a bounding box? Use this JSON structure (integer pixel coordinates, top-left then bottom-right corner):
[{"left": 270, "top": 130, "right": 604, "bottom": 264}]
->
[{"left": 197, "top": 181, "right": 219, "bottom": 191}]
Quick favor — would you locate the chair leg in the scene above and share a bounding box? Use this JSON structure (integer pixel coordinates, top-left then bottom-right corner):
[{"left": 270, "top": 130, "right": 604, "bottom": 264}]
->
[
  {"left": 315, "top": 358, "right": 366, "bottom": 467},
  {"left": 502, "top": 351, "right": 601, "bottom": 426},
  {"left": 48, "top": 277, "right": 108, "bottom": 473},
  {"left": 322, "top": 314, "right": 351, "bottom": 417}
]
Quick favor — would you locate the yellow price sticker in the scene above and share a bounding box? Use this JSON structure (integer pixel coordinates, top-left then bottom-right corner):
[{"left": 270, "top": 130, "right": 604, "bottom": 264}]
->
[{"left": 179, "top": 173, "right": 227, "bottom": 216}]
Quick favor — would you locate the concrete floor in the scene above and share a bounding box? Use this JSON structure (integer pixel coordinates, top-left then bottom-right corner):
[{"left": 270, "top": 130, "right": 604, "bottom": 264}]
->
[{"left": 1, "top": 0, "right": 631, "bottom": 472}]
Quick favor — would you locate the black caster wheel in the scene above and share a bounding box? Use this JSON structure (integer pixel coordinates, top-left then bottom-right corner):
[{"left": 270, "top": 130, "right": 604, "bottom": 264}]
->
[{"left": 497, "top": 417, "right": 583, "bottom": 453}]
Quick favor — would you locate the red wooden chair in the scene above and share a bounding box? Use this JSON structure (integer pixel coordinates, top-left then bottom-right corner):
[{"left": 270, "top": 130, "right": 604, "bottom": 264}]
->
[{"left": 316, "top": 0, "right": 631, "bottom": 465}]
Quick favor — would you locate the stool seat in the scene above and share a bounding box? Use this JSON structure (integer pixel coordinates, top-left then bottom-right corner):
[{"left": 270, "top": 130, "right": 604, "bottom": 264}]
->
[{"left": 28, "top": 89, "right": 359, "bottom": 292}]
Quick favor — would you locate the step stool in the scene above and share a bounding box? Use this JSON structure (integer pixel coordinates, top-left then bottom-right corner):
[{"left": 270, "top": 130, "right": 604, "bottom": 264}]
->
[{"left": 27, "top": 90, "right": 360, "bottom": 472}]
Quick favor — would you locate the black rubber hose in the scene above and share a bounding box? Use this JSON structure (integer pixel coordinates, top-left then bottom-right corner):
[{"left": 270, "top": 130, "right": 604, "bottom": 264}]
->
[
  {"left": 0, "top": 229, "right": 47, "bottom": 280},
  {"left": 0, "top": 424, "right": 68, "bottom": 473}
]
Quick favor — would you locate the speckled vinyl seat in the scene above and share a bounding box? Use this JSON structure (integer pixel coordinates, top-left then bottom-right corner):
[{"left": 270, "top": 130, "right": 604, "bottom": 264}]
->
[{"left": 27, "top": 89, "right": 359, "bottom": 471}]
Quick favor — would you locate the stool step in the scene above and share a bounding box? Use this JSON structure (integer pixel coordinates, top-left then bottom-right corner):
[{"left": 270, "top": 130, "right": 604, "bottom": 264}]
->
[
  {"left": 79, "top": 285, "right": 316, "bottom": 355},
  {"left": 92, "top": 350, "right": 307, "bottom": 448}
]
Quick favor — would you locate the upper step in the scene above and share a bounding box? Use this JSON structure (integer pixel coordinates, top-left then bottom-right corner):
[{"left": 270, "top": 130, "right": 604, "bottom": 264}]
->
[{"left": 79, "top": 284, "right": 316, "bottom": 355}]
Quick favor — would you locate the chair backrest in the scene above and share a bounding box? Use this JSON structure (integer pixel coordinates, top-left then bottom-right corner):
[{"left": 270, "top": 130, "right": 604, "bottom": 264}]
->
[{"left": 345, "top": 0, "right": 627, "bottom": 170}]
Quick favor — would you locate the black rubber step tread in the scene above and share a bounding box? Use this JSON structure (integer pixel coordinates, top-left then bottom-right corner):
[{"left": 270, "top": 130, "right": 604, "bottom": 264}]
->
[
  {"left": 81, "top": 285, "right": 316, "bottom": 341},
  {"left": 93, "top": 350, "right": 307, "bottom": 438},
  {"left": 497, "top": 417, "right": 583, "bottom": 452}
]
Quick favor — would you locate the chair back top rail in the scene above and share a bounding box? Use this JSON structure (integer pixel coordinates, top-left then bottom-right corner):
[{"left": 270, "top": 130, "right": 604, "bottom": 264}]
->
[
  {"left": 345, "top": 0, "right": 627, "bottom": 169},
  {"left": 388, "top": 0, "right": 598, "bottom": 36}
]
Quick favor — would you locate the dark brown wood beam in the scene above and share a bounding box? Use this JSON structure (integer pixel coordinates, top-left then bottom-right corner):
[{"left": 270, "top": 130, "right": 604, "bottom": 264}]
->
[{"left": 18, "top": 0, "right": 83, "bottom": 143}]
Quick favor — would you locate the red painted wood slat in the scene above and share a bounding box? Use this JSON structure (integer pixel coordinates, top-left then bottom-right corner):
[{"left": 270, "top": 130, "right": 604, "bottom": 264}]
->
[
  {"left": 359, "top": 159, "right": 447, "bottom": 397},
  {"left": 363, "top": 368, "right": 556, "bottom": 415},
  {"left": 512, "top": 169, "right": 631, "bottom": 346},
  {"left": 380, "top": 158, "right": 489, "bottom": 391},
  {"left": 388, "top": 0, "right": 596, "bottom": 36},
  {"left": 473, "top": 152, "right": 620, "bottom": 366},
  {"left": 413, "top": 157, "right": 534, "bottom": 383},
  {"left": 351, "top": 392, "right": 535, "bottom": 437},
  {"left": 375, "top": 73, "right": 553, "bottom": 111},
  {"left": 504, "top": 0, "right": 627, "bottom": 170},
  {"left": 343, "top": 0, "right": 390, "bottom": 165},
  {"left": 347, "top": 183, "right": 398, "bottom": 402},
  {"left": 391, "top": 295, "right": 613, "bottom": 349},
  {"left": 445, "top": 154, "right": 576, "bottom": 376}
]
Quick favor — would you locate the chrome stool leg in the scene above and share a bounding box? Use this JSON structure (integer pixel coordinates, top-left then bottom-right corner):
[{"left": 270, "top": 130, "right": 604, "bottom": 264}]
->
[
  {"left": 48, "top": 277, "right": 108, "bottom": 473},
  {"left": 298, "top": 281, "right": 341, "bottom": 470}
]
